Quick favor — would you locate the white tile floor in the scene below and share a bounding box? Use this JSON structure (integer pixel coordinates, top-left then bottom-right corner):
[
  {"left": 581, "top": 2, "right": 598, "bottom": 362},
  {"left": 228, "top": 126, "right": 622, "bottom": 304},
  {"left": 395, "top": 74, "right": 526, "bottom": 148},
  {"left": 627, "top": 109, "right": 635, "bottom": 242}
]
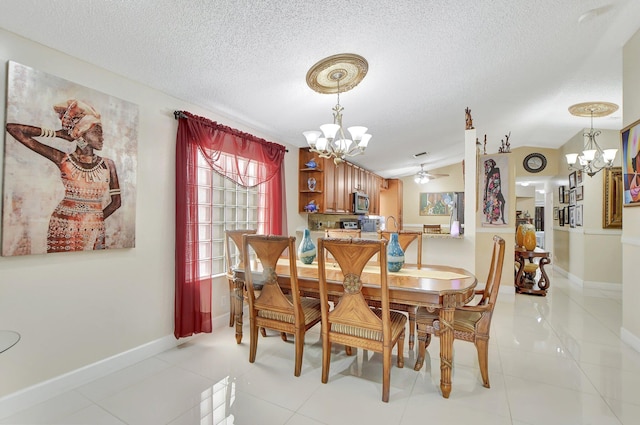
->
[{"left": 2, "top": 274, "right": 640, "bottom": 425}]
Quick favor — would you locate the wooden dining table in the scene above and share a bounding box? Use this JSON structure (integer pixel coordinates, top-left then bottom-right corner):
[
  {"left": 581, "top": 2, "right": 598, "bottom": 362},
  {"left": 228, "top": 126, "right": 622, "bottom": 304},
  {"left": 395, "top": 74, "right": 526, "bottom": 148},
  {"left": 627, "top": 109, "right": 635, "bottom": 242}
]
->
[{"left": 232, "top": 259, "right": 477, "bottom": 398}]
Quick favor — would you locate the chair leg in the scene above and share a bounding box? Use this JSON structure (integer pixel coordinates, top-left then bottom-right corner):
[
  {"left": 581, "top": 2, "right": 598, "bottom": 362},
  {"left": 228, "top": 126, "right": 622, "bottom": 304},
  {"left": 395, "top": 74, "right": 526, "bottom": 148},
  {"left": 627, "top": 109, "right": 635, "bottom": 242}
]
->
[
  {"left": 397, "top": 331, "right": 405, "bottom": 368},
  {"left": 345, "top": 345, "right": 353, "bottom": 356},
  {"left": 408, "top": 308, "right": 416, "bottom": 350},
  {"left": 475, "top": 338, "right": 490, "bottom": 388},
  {"left": 249, "top": 322, "right": 259, "bottom": 363},
  {"left": 280, "top": 332, "right": 288, "bottom": 342},
  {"left": 382, "top": 346, "right": 391, "bottom": 402},
  {"left": 321, "top": 335, "right": 331, "bottom": 384},
  {"left": 294, "top": 330, "right": 304, "bottom": 377},
  {"left": 414, "top": 330, "right": 431, "bottom": 371},
  {"left": 227, "top": 284, "right": 235, "bottom": 327},
  {"left": 260, "top": 328, "right": 267, "bottom": 337}
]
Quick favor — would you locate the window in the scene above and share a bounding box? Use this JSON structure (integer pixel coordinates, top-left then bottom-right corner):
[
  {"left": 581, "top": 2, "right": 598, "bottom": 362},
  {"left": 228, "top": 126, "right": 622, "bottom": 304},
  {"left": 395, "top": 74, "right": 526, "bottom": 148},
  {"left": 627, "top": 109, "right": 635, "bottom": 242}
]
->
[{"left": 196, "top": 150, "right": 261, "bottom": 278}]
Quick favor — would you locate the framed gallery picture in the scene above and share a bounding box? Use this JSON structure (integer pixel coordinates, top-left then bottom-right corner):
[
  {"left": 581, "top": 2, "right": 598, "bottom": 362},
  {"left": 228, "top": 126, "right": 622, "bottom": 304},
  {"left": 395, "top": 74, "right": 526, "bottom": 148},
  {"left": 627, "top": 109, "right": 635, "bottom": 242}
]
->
[
  {"left": 553, "top": 207, "right": 559, "bottom": 220},
  {"left": 558, "top": 186, "right": 565, "bottom": 204},
  {"left": 603, "top": 167, "right": 623, "bottom": 228},
  {"left": 564, "top": 191, "right": 570, "bottom": 204},
  {"left": 569, "top": 205, "right": 576, "bottom": 228},
  {"left": 559, "top": 208, "right": 565, "bottom": 226},
  {"left": 569, "top": 171, "right": 577, "bottom": 189},
  {"left": 621, "top": 117, "right": 640, "bottom": 206},
  {"left": 576, "top": 204, "right": 583, "bottom": 226},
  {"left": 577, "top": 169, "right": 583, "bottom": 185},
  {"left": 576, "top": 185, "right": 584, "bottom": 201},
  {"left": 569, "top": 189, "right": 576, "bottom": 206}
]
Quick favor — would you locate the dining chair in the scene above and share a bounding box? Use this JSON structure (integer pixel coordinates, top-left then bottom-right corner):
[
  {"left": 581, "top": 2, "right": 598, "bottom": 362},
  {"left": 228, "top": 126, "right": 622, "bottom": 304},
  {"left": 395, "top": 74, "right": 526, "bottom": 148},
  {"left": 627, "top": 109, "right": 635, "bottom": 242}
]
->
[
  {"left": 372, "top": 230, "right": 423, "bottom": 350},
  {"left": 242, "top": 234, "right": 322, "bottom": 377},
  {"left": 318, "top": 237, "right": 407, "bottom": 402},
  {"left": 324, "top": 229, "right": 361, "bottom": 261},
  {"left": 324, "top": 228, "right": 361, "bottom": 238},
  {"left": 414, "top": 235, "right": 505, "bottom": 389},
  {"left": 224, "top": 229, "right": 257, "bottom": 327}
]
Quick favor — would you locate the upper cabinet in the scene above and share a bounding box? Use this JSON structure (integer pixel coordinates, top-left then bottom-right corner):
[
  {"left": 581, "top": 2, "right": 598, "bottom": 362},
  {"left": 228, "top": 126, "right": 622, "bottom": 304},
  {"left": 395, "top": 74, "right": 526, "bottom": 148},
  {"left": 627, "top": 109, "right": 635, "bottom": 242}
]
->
[{"left": 298, "top": 148, "right": 382, "bottom": 214}]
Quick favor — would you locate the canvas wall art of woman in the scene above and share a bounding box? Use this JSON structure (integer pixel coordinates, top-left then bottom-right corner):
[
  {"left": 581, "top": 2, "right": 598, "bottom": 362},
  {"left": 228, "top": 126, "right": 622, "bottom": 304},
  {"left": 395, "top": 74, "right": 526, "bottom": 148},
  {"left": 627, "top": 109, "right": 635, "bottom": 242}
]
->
[{"left": 6, "top": 99, "right": 122, "bottom": 253}]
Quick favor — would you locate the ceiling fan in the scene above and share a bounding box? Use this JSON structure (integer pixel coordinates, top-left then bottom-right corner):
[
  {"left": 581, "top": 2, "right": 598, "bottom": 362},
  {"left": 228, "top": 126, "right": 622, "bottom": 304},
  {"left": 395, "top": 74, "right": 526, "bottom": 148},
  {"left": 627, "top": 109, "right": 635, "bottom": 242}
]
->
[{"left": 414, "top": 164, "right": 449, "bottom": 184}]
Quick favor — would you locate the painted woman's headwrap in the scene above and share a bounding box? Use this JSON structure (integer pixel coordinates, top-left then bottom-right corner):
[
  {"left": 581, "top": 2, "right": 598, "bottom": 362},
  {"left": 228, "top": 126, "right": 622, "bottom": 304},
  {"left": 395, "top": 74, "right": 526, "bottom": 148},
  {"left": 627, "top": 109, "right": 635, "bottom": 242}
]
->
[
  {"left": 484, "top": 159, "right": 497, "bottom": 173},
  {"left": 53, "top": 99, "right": 101, "bottom": 140}
]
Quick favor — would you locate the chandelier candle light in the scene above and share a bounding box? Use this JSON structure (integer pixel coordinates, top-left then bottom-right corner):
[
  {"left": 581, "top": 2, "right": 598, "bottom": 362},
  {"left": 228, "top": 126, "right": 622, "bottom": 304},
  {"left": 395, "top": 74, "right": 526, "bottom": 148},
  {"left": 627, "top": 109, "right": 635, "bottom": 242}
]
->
[
  {"left": 303, "top": 54, "right": 371, "bottom": 165},
  {"left": 566, "top": 102, "right": 618, "bottom": 177}
]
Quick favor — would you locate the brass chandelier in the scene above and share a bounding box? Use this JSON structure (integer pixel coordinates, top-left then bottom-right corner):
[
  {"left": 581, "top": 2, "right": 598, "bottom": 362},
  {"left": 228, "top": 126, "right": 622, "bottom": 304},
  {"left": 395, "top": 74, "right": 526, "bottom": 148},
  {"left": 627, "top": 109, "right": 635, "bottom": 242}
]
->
[
  {"left": 566, "top": 102, "right": 618, "bottom": 177},
  {"left": 302, "top": 54, "right": 371, "bottom": 165}
]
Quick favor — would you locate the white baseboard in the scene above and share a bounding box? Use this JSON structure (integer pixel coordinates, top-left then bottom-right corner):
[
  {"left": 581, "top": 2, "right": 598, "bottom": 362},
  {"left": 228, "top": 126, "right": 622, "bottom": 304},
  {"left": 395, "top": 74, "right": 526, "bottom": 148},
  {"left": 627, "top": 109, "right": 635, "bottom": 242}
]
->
[
  {"left": 0, "top": 313, "right": 230, "bottom": 420},
  {"left": 552, "top": 265, "right": 621, "bottom": 291}
]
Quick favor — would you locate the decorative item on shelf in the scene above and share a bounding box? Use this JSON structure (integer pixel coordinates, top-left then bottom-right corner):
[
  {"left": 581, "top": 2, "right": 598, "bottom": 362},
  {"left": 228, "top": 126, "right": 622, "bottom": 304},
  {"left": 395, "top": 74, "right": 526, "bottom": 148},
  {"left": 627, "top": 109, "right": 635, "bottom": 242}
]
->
[
  {"left": 297, "top": 228, "right": 316, "bottom": 264},
  {"left": 450, "top": 221, "right": 460, "bottom": 237},
  {"left": 566, "top": 102, "right": 618, "bottom": 177},
  {"left": 304, "top": 200, "right": 318, "bottom": 213},
  {"left": 302, "top": 53, "right": 371, "bottom": 165},
  {"left": 304, "top": 158, "right": 318, "bottom": 169},
  {"left": 465, "top": 107, "right": 474, "bottom": 130},
  {"left": 386, "top": 232, "right": 405, "bottom": 272},
  {"left": 307, "top": 177, "right": 317, "bottom": 191},
  {"left": 498, "top": 132, "right": 511, "bottom": 153}
]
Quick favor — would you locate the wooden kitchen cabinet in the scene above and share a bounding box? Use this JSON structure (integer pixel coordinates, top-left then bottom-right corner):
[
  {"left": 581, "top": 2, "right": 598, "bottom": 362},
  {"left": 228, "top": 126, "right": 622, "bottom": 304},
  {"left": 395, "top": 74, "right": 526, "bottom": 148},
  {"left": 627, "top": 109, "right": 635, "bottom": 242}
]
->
[
  {"left": 379, "top": 178, "right": 403, "bottom": 230},
  {"left": 298, "top": 148, "right": 383, "bottom": 214}
]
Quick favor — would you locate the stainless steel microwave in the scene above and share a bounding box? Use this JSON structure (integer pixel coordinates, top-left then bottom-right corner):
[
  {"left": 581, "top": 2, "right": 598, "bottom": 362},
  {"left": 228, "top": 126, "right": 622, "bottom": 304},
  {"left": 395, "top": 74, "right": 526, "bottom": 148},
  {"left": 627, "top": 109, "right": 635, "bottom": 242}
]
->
[{"left": 352, "top": 192, "right": 369, "bottom": 214}]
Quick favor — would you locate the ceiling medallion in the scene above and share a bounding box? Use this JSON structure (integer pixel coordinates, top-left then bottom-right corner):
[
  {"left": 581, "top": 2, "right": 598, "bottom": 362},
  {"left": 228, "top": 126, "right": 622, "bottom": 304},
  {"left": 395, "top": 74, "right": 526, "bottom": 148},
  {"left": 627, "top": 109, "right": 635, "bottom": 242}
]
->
[
  {"left": 568, "top": 102, "right": 618, "bottom": 118},
  {"left": 306, "top": 53, "right": 368, "bottom": 94}
]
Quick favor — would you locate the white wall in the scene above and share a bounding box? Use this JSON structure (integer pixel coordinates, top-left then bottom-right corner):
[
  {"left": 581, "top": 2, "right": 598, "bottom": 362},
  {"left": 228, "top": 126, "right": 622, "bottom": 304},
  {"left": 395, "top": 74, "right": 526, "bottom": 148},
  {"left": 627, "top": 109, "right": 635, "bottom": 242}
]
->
[{"left": 0, "top": 28, "right": 301, "bottom": 401}]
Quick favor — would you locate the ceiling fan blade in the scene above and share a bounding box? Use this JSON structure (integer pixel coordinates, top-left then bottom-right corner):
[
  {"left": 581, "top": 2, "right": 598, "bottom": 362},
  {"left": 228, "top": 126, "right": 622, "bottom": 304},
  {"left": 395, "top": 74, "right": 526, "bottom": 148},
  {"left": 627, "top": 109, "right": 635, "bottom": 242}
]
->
[{"left": 424, "top": 173, "right": 449, "bottom": 179}]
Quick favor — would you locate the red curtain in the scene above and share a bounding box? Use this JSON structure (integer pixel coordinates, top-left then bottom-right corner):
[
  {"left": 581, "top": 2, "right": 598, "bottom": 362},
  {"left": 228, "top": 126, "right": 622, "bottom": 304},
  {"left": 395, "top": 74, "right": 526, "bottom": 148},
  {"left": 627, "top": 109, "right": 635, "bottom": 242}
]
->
[{"left": 174, "top": 111, "right": 287, "bottom": 338}]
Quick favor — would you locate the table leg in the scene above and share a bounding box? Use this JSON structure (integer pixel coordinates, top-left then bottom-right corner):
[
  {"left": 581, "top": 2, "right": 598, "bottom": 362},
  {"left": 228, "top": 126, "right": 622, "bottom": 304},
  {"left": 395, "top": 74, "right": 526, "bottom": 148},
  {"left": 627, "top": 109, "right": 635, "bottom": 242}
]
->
[
  {"left": 232, "top": 278, "right": 245, "bottom": 344},
  {"left": 537, "top": 256, "right": 551, "bottom": 292},
  {"left": 514, "top": 256, "right": 526, "bottom": 293},
  {"left": 438, "top": 297, "right": 455, "bottom": 398}
]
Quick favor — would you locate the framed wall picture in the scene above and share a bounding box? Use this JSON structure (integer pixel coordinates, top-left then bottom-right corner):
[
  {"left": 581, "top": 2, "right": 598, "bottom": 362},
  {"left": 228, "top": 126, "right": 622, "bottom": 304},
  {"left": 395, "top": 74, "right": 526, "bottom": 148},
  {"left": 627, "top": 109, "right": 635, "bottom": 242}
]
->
[
  {"left": 569, "top": 171, "right": 577, "bottom": 189},
  {"left": 576, "top": 185, "right": 584, "bottom": 201},
  {"left": 576, "top": 204, "right": 583, "bottom": 226},
  {"left": 553, "top": 207, "right": 559, "bottom": 220},
  {"left": 478, "top": 155, "right": 509, "bottom": 226},
  {"left": 419, "top": 192, "right": 456, "bottom": 216},
  {"left": 603, "top": 167, "right": 623, "bottom": 228},
  {"left": 559, "top": 208, "right": 565, "bottom": 226},
  {"left": 577, "top": 169, "right": 583, "bottom": 185},
  {"left": 564, "top": 191, "right": 570, "bottom": 204},
  {"left": 569, "top": 189, "right": 576, "bottom": 206},
  {"left": 2, "top": 61, "right": 139, "bottom": 256},
  {"left": 558, "top": 186, "right": 565, "bottom": 204},
  {"left": 621, "top": 117, "right": 640, "bottom": 206},
  {"left": 569, "top": 205, "right": 576, "bottom": 228}
]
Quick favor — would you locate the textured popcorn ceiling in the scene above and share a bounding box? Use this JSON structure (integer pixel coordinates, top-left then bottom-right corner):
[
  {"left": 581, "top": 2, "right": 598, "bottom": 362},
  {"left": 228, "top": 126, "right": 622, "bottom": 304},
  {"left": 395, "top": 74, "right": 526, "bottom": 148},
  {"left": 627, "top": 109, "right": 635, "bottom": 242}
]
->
[{"left": 1, "top": 0, "right": 639, "bottom": 178}]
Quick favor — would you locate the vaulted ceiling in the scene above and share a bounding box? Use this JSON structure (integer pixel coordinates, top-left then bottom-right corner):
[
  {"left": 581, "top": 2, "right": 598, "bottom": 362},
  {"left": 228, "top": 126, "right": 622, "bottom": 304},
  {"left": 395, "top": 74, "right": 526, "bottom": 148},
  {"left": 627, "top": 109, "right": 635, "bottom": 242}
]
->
[{"left": 2, "top": 0, "right": 639, "bottom": 178}]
